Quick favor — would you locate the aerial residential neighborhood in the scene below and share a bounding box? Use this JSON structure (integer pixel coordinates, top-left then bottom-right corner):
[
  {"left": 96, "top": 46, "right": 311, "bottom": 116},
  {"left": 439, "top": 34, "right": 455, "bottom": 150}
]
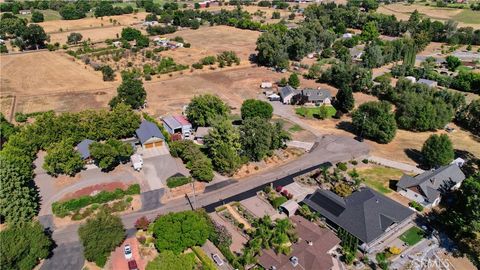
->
[{"left": 0, "top": 0, "right": 479, "bottom": 270}]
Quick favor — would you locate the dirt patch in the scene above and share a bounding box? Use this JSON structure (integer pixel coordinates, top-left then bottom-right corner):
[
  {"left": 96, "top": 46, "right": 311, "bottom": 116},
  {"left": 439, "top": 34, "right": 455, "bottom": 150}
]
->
[
  {"left": 439, "top": 252, "right": 477, "bottom": 270},
  {"left": 60, "top": 182, "right": 129, "bottom": 201},
  {"left": 161, "top": 181, "right": 206, "bottom": 202}
]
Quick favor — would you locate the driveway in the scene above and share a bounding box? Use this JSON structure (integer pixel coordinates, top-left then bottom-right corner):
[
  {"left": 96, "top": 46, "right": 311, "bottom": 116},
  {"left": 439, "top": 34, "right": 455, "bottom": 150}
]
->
[
  {"left": 201, "top": 240, "right": 233, "bottom": 270},
  {"left": 142, "top": 154, "right": 189, "bottom": 191},
  {"left": 268, "top": 100, "right": 320, "bottom": 135},
  {"left": 109, "top": 237, "right": 147, "bottom": 270}
]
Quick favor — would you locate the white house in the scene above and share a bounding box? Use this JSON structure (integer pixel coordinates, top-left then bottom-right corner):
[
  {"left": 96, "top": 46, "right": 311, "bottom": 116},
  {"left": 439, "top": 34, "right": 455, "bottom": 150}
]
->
[
  {"left": 396, "top": 164, "right": 465, "bottom": 208},
  {"left": 405, "top": 76, "right": 416, "bottom": 83}
]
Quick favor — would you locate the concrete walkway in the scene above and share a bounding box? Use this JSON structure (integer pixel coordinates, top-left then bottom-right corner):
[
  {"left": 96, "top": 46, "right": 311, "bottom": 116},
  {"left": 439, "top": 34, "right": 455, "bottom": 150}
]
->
[{"left": 368, "top": 156, "right": 424, "bottom": 174}]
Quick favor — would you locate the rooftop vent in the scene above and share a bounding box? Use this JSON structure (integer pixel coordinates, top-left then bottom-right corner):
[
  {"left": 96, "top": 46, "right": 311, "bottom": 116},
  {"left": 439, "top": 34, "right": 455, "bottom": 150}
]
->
[
  {"left": 290, "top": 256, "right": 299, "bottom": 267},
  {"left": 307, "top": 240, "right": 313, "bottom": 246}
]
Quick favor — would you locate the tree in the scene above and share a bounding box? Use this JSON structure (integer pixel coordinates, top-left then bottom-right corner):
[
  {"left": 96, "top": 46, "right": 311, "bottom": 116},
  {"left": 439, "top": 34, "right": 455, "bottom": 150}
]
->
[
  {"left": 89, "top": 139, "right": 133, "bottom": 171},
  {"left": 352, "top": 101, "right": 397, "bottom": 143},
  {"left": 272, "top": 11, "right": 280, "bottom": 19},
  {"left": 256, "top": 31, "right": 289, "bottom": 68},
  {"left": 361, "top": 21, "right": 379, "bottom": 42},
  {"left": 0, "top": 113, "right": 17, "bottom": 145},
  {"left": 121, "top": 27, "right": 142, "bottom": 41},
  {"left": 421, "top": 134, "right": 454, "bottom": 168},
  {"left": 456, "top": 99, "right": 480, "bottom": 136},
  {"left": 362, "top": 43, "right": 384, "bottom": 68},
  {"left": 78, "top": 211, "right": 125, "bottom": 267},
  {"left": 109, "top": 73, "right": 146, "bottom": 109},
  {"left": 153, "top": 211, "right": 212, "bottom": 254},
  {"left": 186, "top": 94, "right": 230, "bottom": 127},
  {"left": 43, "top": 139, "right": 84, "bottom": 176},
  {"left": 446, "top": 55, "right": 461, "bottom": 71},
  {"left": 18, "top": 24, "right": 48, "bottom": 50},
  {"left": 0, "top": 221, "right": 53, "bottom": 270},
  {"left": 67, "top": 32, "right": 82, "bottom": 44},
  {"left": 288, "top": 73, "right": 300, "bottom": 88},
  {"left": 59, "top": 3, "right": 86, "bottom": 20},
  {"left": 241, "top": 99, "right": 273, "bottom": 120},
  {"left": 146, "top": 251, "right": 196, "bottom": 270},
  {"left": 31, "top": 11, "right": 44, "bottom": 23},
  {"left": 204, "top": 119, "right": 242, "bottom": 175},
  {"left": 0, "top": 155, "right": 39, "bottom": 223},
  {"left": 101, "top": 65, "right": 115, "bottom": 81},
  {"left": 335, "top": 86, "right": 355, "bottom": 112}
]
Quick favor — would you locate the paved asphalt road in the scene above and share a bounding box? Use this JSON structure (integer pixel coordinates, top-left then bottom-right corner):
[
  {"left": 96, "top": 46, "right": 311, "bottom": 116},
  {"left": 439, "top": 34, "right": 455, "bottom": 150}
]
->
[{"left": 42, "top": 134, "right": 369, "bottom": 270}]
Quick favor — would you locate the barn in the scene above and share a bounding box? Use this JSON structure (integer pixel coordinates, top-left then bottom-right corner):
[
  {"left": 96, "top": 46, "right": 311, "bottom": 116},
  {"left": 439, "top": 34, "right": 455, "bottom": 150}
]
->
[{"left": 135, "top": 120, "right": 165, "bottom": 149}]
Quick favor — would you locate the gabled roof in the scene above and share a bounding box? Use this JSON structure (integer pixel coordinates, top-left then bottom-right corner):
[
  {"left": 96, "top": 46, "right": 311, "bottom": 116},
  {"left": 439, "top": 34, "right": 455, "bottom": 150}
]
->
[
  {"left": 135, "top": 120, "right": 165, "bottom": 144},
  {"left": 303, "top": 188, "right": 414, "bottom": 244},
  {"left": 279, "top": 85, "right": 297, "bottom": 99},
  {"left": 77, "top": 139, "right": 94, "bottom": 159},
  {"left": 397, "top": 164, "right": 465, "bottom": 202},
  {"left": 301, "top": 88, "right": 331, "bottom": 102},
  {"left": 162, "top": 115, "right": 182, "bottom": 130}
]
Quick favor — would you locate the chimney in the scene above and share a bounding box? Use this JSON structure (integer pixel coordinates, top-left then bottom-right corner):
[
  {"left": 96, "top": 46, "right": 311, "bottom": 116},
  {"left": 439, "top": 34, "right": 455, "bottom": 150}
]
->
[{"left": 307, "top": 240, "right": 313, "bottom": 246}]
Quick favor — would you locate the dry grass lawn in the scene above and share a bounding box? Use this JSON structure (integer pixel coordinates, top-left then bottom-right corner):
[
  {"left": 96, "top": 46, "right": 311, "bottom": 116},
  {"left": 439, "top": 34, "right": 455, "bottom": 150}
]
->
[{"left": 378, "top": 3, "right": 480, "bottom": 28}]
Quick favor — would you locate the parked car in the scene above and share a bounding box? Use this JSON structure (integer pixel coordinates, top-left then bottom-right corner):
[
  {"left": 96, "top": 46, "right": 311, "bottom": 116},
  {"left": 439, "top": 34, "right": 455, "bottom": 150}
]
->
[
  {"left": 212, "top": 253, "right": 224, "bottom": 266},
  {"left": 128, "top": 260, "right": 138, "bottom": 270},
  {"left": 124, "top": 245, "right": 133, "bottom": 260}
]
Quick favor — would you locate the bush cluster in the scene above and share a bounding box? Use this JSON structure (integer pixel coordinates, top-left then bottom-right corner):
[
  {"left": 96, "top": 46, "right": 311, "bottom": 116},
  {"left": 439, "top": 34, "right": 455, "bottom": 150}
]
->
[
  {"left": 169, "top": 140, "right": 214, "bottom": 182},
  {"left": 166, "top": 176, "right": 192, "bottom": 188},
  {"left": 52, "top": 184, "right": 140, "bottom": 217}
]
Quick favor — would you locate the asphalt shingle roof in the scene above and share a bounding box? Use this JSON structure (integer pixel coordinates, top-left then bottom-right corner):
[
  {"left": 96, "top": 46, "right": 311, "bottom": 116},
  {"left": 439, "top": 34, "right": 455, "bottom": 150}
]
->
[
  {"left": 135, "top": 120, "right": 165, "bottom": 145},
  {"left": 279, "top": 85, "right": 296, "bottom": 99},
  {"left": 301, "top": 89, "right": 331, "bottom": 102},
  {"left": 397, "top": 164, "right": 465, "bottom": 201},
  {"left": 303, "top": 188, "right": 414, "bottom": 244},
  {"left": 76, "top": 139, "right": 94, "bottom": 159}
]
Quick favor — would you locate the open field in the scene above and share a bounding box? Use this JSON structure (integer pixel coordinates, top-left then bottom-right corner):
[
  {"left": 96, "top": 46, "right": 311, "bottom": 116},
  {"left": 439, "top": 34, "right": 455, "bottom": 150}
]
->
[
  {"left": 295, "top": 106, "right": 336, "bottom": 118},
  {"left": 48, "top": 26, "right": 127, "bottom": 44},
  {"left": 163, "top": 26, "right": 261, "bottom": 65},
  {"left": 17, "top": 9, "right": 62, "bottom": 22},
  {"left": 378, "top": 3, "right": 480, "bottom": 28}
]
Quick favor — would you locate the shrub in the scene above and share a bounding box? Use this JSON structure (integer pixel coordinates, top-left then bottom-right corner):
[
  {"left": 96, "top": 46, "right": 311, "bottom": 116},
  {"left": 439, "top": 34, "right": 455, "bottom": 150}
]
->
[
  {"left": 14, "top": 112, "right": 28, "bottom": 122},
  {"left": 167, "top": 176, "right": 192, "bottom": 188},
  {"left": 337, "top": 162, "right": 348, "bottom": 171},
  {"left": 275, "top": 185, "right": 283, "bottom": 192},
  {"left": 271, "top": 196, "right": 288, "bottom": 208},
  {"left": 350, "top": 160, "right": 358, "bottom": 165},
  {"left": 192, "top": 62, "right": 203, "bottom": 69},
  {"left": 362, "top": 159, "right": 369, "bottom": 164},
  {"left": 409, "top": 201, "right": 424, "bottom": 212},
  {"left": 191, "top": 246, "right": 217, "bottom": 270}
]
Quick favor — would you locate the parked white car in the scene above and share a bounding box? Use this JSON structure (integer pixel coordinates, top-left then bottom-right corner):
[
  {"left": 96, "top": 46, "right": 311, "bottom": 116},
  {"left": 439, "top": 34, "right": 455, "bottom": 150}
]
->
[
  {"left": 212, "top": 253, "right": 224, "bottom": 266},
  {"left": 124, "top": 245, "right": 133, "bottom": 260}
]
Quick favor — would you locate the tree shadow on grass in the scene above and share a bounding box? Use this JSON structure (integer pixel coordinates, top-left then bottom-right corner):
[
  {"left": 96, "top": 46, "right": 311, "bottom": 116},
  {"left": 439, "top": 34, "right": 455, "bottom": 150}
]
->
[
  {"left": 336, "top": 121, "right": 356, "bottom": 135},
  {"left": 404, "top": 148, "right": 426, "bottom": 169}
]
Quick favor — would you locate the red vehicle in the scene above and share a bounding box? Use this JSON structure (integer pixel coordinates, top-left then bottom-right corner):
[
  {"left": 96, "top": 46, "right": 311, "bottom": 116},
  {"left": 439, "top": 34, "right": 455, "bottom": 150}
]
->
[{"left": 128, "top": 260, "right": 138, "bottom": 270}]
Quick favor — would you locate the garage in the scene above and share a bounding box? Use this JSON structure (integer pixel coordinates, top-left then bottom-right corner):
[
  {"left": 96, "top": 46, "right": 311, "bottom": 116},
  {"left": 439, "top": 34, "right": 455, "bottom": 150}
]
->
[{"left": 135, "top": 120, "right": 166, "bottom": 149}]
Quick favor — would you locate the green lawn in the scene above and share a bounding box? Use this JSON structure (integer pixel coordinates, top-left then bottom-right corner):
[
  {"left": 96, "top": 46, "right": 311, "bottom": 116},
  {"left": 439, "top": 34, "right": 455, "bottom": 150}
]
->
[
  {"left": 399, "top": 227, "right": 424, "bottom": 246},
  {"left": 288, "top": 124, "right": 304, "bottom": 132},
  {"left": 453, "top": 10, "right": 480, "bottom": 24},
  {"left": 357, "top": 167, "right": 404, "bottom": 194},
  {"left": 17, "top": 9, "right": 62, "bottom": 22},
  {"left": 295, "top": 106, "right": 336, "bottom": 119},
  {"left": 457, "top": 65, "right": 472, "bottom": 73}
]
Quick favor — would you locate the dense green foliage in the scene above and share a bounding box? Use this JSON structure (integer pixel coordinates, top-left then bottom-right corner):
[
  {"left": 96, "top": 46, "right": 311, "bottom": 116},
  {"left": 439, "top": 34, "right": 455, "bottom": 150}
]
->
[
  {"left": 0, "top": 113, "right": 17, "bottom": 145},
  {"left": 456, "top": 99, "right": 480, "bottom": 136},
  {"left": 169, "top": 140, "right": 214, "bottom": 182},
  {"left": 110, "top": 73, "right": 147, "bottom": 109},
  {"left": 335, "top": 86, "right": 355, "bottom": 113},
  {"left": 204, "top": 119, "right": 242, "bottom": 175},
  {"left": 67, "top": 32, "right": 82, "bottom": 44},
  {"left": 31, "top": 11, "right": 44, "bottom": 23},
  {"left": 52, "top": 184, "right": 140, "bottom": 217},
  {"left": 445, "top": 55, "right": 461, "bottom": 72},
  {"left": 0, "top": 104, "right": 140, "bottom": 222},
  {"left": 321, "top": 62, "right": 373, "bottom": 92},
  {"left": 146, "top": 251, "right": 196, "bottom": 270},
  {"left": 288, "top": 73, "right": 300, "bottom": 88},
  {"left": 436, "top": 173, "right": 480, "bottom": 267},
  {"left": 352, "top": 101, "right": 397, "bottom": 143},
  {"left": 0, "top": 221, "right": 53, "bottom": 270},
  {"left": 191, "top": 246, "right": 217, "bottom": 270},
  {"left": 59, "top": 2, "right": 88, "bottom": 20},
  {"left": 241, "top": 99, "right": 273, "bottom": 120},
  {"left": 94, "top": 1, "right": 133, "bottom": 17},
  {"left": 186, "top": 94, "right": 230, "bottom": 127},
  {"left": 101, "top": 65, "right": 115, "bottom": 81},
  {"left": 338, "top": 227, "right": 358, "bottom": 265},
  {"left": 89, "top": 139, "right": 133, "bottom": 171},
  {"left": 421, "top": 134, "right": 454, "bottom": 168},
  {"left": 153, "top": 211, "right": 213, "bottom": 254},
  {"left": 79, "top": 211, "right": 125, "bottom": 267},
  {"left": 240, "top": 117, "right": 290, "bottom": 161},
  {"left": 43, "top": 139, "right": 84, "bottom": 176},
  {"left": 166, "top": 175, "right": 192, "bottom": 188}
]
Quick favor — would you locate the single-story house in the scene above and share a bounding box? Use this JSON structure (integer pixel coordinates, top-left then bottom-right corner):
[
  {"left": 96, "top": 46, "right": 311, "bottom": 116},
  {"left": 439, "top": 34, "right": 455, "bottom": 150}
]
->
[
  {"left": 135, "top": 119, "right": 165, "bottom": 149},
  {"left": 418, "top": 78, "right": 438, "bottom": 88},
  {"left": 279, "top": 85, "right": 298, "bottom": 104},
  {"left": 303, "top": 188, "right": 414, "bottom": 253},
  {"left": 163, "top": 115, "right": 192, "bottom": 138},
  {"left": 143, "top": 21, "right": 159, "bottom": 26},
  {"left": 280, "top": 200, "right": 300, "bottom": 217},
  {"left": 194, "top": 127, "right": 212, "bottom": 144},
  {"left": 397, "top": 164, "right": 465, "bottom": 208},
  {"left": 268, "top": 93, "right": 281, "bottom": 101},
  {"left": 76, "top": 139, "right": 95, "bottom": 162},
  {"left": 20, "top": 10, "right": 31, "bottom": 15},
  {"left": 257, "top": 216, "right": 341, "bottom": 270},
  {"left": 300, "top": 88, "right": 332, "bottom": 105}
]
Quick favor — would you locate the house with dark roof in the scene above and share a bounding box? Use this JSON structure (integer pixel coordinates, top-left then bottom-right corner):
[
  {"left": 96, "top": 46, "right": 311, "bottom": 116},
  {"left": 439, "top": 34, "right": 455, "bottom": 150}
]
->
[
  {"left": 300, "top": 88, "right": 332, "bottom": 106},
  {"left": 279, "top": 85, "right": 298, "bottom": 104},
  {"left": 303, "top": 188, "right": 414, "bottom": 252},
  {"left": 135, "top": 119, "right": 165, "bottom": 149},
  {"left": 397, "top": 164, "right": 465, "bottom": 208},
  {"left": 257, "top": 216, "right": 340, "bottom": 270},
  {"left": 76, "top": 139, "right": 95, "bottom": 162}
]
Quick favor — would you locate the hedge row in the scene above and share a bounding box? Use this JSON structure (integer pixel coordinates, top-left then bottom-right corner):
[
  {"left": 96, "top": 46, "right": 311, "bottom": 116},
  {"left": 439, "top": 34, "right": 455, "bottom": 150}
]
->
[
  {"left": 166, "top": 176, "right": 192, "bottom": 188},
  {"left": 191, "top": 246, "right": 217, "bottom": 270},
  {"left": 52, "top": 184, "right": 140, "bottom": 217}
]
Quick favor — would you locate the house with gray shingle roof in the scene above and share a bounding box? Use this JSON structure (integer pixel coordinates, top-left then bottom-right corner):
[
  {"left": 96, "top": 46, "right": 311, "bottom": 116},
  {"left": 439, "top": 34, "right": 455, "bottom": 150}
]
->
[
  {"left": 135, "top": 119, "right": 165, "bottom": 149},
  {"left": 279, "top": 85, "right": 298, "bottom": 104},
  {"left": 303, "top": 188, "right": 414, "bottom": 252},
  {"left": 76, "top": 139, "right": 94, "bottom": 161},
  {"left": 301, "top": 88, "right": 332, "bottom": 105},
  {"left": 397, "top": 164, "right": 465, "bottom": 208}
]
